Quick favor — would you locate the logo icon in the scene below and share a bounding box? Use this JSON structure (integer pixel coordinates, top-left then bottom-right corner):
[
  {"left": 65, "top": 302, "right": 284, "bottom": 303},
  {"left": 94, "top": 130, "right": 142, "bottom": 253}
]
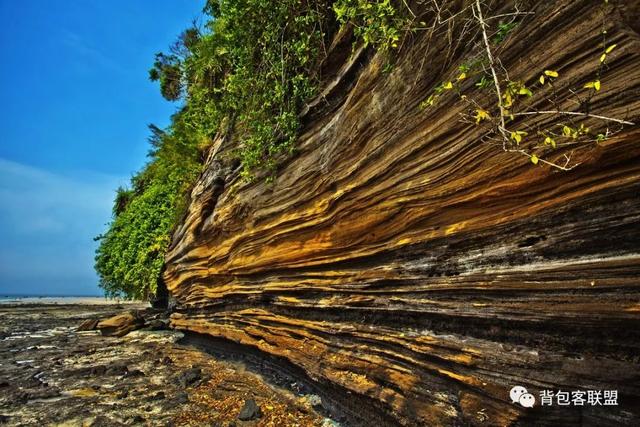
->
[{"left": 510, "top": 386, "right": 536, "bottom": 408}]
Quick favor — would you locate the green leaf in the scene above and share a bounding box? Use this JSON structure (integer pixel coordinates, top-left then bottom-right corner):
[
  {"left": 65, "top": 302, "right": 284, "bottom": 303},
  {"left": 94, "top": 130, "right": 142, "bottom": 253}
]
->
[{"left": 518, "top": 87, "right": 533, "bottom": 97}]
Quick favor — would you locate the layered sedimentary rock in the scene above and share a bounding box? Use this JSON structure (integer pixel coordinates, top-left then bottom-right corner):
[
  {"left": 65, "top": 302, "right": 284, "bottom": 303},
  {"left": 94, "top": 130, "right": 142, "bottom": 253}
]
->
[{"left": 165, "top": 1, "right": 640, "bottom": 425}]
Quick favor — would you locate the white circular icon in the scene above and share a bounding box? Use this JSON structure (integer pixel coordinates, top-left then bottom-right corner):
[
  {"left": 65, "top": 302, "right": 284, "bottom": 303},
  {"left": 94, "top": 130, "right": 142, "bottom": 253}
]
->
[
  {"left": 519, "top": 393, "right": 535, "bottom": 408},
  {"left": 510, "top": 386, "right": 528, "bottom": 404}
]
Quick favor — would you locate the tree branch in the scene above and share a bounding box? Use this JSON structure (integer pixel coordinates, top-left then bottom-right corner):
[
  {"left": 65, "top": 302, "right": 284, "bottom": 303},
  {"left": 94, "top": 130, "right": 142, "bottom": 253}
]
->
[
  {"left": 473, "top": 0, "right": 509, "bottom": 149},
  {"left": 512, "top": 111, "right": 635, "bottom": 126}
]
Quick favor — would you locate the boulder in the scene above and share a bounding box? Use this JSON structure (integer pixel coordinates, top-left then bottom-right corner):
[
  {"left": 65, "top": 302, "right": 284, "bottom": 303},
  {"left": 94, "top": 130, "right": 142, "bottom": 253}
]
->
[
  {"left": 143, "top": 319, "right": 169, "bottom": 331},
  {"left": 237, "top": 399, "right": 261, "bottom": 421},
  {"left": 77, "top": 319, "right": 99, "bottom": 331},
  {"left": 96, "top": 311, "right": 145, "bottom": 337}
]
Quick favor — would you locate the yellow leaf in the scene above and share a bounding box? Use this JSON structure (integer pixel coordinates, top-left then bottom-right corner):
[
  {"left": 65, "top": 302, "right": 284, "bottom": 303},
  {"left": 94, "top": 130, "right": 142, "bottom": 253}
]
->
[
  {"left": 510, "top": 131, "right": 527, "bottom": 144},
  {"left": 502, "top": 92, "right": 513, "bottom": 108},
  {"left": 600, "top": 53, "right": 607, "bottom": 63},
  {"left": 584, "top": 81, "right": 595, "bottom": 89},
  {"left": 579, "top": 123, "right": 590, "bottom": 134},
  {"left": 605, "top": 44, "right": 617, "bottom": 53},
  {"left": 443, "top": 81, "right": 453, "bottom": 90},
  {"left": 530, "top": 154, "right": 539, "bottom": 165},
  {"left": 420, "top": 94, "right": 437, "bottom": 109},
  {"left": 544, "top": 136, "right": 557, "bottom": 148},
  {"left": 474, "top": 109, "right": 490, "bottom": 124},
  {"left": 457, "top": 72, "right": 467, "bottom": 80},
  {"left": 539, "top": 75, "right": 545, "bottom": 85},
  {"left": 544, "top": 70, "right": 559, "bottom": 78},
  {"left": 594, "top": 80, "right": 601, "bottom": 91}
]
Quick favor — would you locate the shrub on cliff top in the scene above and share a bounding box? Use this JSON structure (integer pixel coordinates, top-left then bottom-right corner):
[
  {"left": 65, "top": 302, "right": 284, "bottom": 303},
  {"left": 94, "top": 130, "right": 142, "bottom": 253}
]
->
[
  {"left": 94, "top": 116, "right": 202, "bottom": 299},
  {"left": 95, "top": 0, "right": 409, "bottom": 299}
]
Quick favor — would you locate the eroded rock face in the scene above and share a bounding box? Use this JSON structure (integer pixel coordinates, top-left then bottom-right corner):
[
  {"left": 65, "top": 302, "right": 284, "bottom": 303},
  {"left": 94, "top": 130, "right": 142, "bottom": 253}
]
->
[{"left": 165, "top": 1, "right": 640, "bottom": 425}]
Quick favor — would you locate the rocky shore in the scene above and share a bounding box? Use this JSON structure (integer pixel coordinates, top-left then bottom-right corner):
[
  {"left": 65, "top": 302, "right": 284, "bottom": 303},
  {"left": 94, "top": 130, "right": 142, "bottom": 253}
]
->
[{"left": 0, "top": 302, "right": 334, "bottom": 426}]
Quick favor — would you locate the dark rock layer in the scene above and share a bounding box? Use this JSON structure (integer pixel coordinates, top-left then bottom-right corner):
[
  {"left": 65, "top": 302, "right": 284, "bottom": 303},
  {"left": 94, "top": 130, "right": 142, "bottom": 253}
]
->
[{"left": 165, "top": 1, "right": 640, "bottom": 425}]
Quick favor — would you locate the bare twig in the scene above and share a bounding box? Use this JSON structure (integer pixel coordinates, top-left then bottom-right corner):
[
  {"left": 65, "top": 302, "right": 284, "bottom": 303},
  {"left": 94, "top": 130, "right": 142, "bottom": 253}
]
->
[
  {"left": 401, "top": 0, "right": 416, "bottom": 18},
  {"left": 485, "top": 11, "right": 535, "bottom": 20},
  {"left": 473, "top": 0, "right": 509, "bottom": 148},
  {"left": 514, "top": 149, "right": 579, "bottom": 171},
  {"left": 512, "top": 111, "right": 635, "bottom": 126}
]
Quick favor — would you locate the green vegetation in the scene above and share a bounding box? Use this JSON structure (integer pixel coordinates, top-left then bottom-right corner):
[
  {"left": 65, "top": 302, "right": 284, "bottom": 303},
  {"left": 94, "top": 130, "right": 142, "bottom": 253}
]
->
[
  {"left": 94, "top": 119, "right": 203, "bottom": 299},
  {"left": 333, "top": 0, "right": 403, "bottom": 50},
  {"left": 95, "top": 0, "right": 410, "bottom": 299},
  {"left": 95, "top": 0, "right": 635, "bottom": 299},
  {"left": 149, "top": 0, "right": 331, "bottom": 179}
]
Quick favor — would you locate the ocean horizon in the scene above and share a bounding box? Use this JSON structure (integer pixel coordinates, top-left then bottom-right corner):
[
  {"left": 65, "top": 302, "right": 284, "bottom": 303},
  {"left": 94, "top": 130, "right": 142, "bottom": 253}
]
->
[
  {"left": 0, "top": 295, "right": 145, "bottom": 305},
  {"left": 0, "top": 294, "right": 104, "bottom": 300}
]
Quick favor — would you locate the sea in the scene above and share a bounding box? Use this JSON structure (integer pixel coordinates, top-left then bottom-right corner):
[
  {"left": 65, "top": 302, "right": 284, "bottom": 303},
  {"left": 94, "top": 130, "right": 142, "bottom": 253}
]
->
[{"left": 0, "top": 295, "right": 140, "bottom": 305}]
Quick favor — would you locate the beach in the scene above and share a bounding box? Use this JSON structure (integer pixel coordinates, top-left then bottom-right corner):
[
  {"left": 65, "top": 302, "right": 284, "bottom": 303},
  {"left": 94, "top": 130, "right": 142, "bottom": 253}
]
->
[{"left": 0, "top": 300, "right": 332, "bottom": 426}]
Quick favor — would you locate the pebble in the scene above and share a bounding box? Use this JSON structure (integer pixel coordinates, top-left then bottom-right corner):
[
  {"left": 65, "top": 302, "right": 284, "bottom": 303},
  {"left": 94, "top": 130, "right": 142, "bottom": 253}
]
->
[
  {"left": 174, "top": 391, "right": 189, "bottom": 404},
  {"left": 176, "top": 367, "right": 201, "bottom": 387},
  {"left": 305, "top": 394, "right": 322, "bottom": 407},
  {"left": 237, "top": 398, "right": 262, "bottom": 421}
]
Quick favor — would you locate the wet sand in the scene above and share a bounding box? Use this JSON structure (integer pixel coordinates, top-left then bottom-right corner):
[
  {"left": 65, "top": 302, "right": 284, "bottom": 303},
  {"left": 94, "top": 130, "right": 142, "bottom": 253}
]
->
[
  {"left": 0, "top": 302, "right": 332, "bottom": 426},
  {"left": 0, "top": 297, "right": 142, "bottom": 305}
]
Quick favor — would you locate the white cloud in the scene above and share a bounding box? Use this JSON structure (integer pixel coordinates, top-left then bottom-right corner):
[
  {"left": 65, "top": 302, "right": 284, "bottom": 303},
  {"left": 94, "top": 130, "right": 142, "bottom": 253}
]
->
[{"left": 0, "top": 158, "right": 127, "bottom": 286}]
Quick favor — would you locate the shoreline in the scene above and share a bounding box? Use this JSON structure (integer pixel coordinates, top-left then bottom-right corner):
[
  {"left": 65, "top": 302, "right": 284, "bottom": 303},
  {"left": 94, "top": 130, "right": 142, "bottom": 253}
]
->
[
  {"left": 0, "top": 301, "right": 331, "bottom": 426},
  {"left": 0, "top": 296, "right": 145, "bottom": 305}
]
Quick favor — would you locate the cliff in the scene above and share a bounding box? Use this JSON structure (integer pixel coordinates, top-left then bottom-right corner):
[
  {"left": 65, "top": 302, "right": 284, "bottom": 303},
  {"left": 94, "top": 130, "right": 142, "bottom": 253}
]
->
[{"left": 164, "top": 1, "right": 640, "bottom": 425}]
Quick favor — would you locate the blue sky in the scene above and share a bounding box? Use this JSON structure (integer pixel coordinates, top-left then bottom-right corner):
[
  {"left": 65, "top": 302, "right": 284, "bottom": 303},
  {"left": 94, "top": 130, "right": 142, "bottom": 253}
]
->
[{"left": 0, "top": 0, "right": 204, "bottom": 296}]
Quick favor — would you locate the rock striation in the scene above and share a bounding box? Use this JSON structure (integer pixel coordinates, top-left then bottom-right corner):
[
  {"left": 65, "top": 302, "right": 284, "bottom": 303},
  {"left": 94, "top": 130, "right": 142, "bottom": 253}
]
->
[{"left": 165, "top": 1, "right": 640, "bottom": 425}]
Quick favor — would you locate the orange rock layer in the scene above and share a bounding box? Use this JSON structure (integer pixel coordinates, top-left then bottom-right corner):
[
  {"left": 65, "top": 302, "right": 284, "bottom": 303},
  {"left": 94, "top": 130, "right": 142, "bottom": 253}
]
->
[{"left": 165, "top": 1, "right": 640, "bottom": 425}]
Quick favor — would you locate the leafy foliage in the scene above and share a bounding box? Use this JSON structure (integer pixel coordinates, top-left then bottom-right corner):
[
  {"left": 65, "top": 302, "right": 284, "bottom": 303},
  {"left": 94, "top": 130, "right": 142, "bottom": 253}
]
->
[
  {"left": 333, "top": 0, "right": 404, "bottom": 50},
  {"left": 96, "top": 0, "right": 411, "bottom": 299},
  {"left": 94, "top": 117, "right": 202, "bottom": 299},
  {"left": 95, "top": 0, "right": 339, "bottom": 299},
  {"left": 149, "top": 0, "right": 332, "bottom": 179}
]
